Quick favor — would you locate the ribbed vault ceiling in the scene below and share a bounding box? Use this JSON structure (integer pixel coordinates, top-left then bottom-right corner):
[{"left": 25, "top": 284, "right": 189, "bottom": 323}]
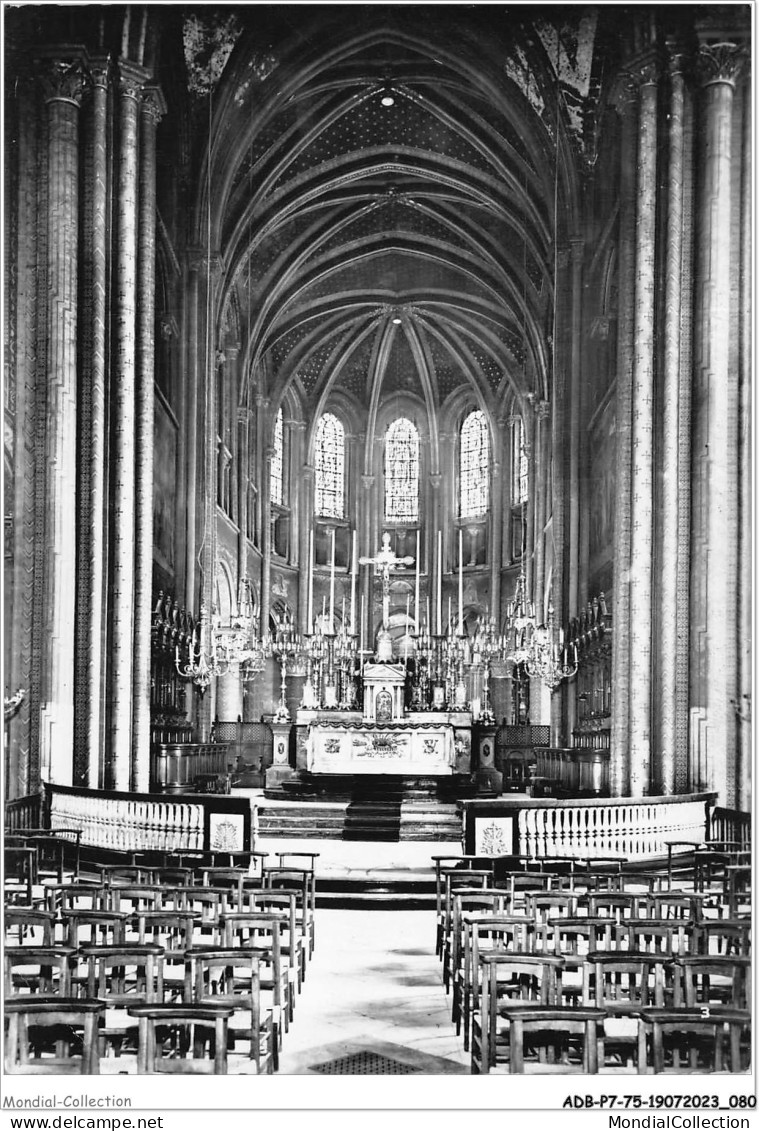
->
[{"left": 205, "top": 12, "right": 595, "bottom": 421}]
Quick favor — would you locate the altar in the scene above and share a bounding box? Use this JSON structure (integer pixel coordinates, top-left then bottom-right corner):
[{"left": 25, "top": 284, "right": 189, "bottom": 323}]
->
[{"left": 306, "top": 720, "right": 455, "bottom": 775}]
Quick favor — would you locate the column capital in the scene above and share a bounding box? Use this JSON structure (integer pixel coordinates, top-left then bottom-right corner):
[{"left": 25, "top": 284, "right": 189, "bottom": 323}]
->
[
  {"left": 35, "top": 51, "right": 87, "bottom": 107},
  {"left": 302, "top": 464, "right": 315, "bottom": 480},
  {"left": 361, "top": 474, "right": 375, "bottom": 490},
  {"left": 225, "top": 344, "right": 241, "bottom": 361},
  {"left": 569, "top": 237, "right": 585, "bottom": 261},
  {"left": 254, "top": 392, "right": 269, "bottom": 409},
  {"left": 696, "top": 42, "right": 747, "bottom": 88},
  {"left": 87, "top": 55, "right": 111, "bottom": 91},
  {"left": 141, "top": 84, "right": 167, "bottom": 124},
  {"left": 237, "top": 406, "right": 252, "bottom": 425},
  {"left": 116, "top": 60, "right": 150, "bottom": 101},
  {"left": 623, "top": 49, "right": 662, "bottom": 91},
  {"left": 664, "top": 38, "right": 689, "bottom": 78},
  {"left": 429, "top": 473, "right": 442, "bottom": 490}
]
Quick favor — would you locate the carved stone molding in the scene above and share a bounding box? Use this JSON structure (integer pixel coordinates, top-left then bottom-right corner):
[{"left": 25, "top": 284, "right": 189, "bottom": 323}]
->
[
  {"left": 623, "top": 50, "right": 662, "bottom": 91},
  {"left": 141, "top": 85, "right": 167, "bottom": 124},
  {"left": 696, "top": 42, "right": 747, "bottom": 88},
  {"left": 361, "top": 474, "right": 375, "bottom": 490},
  {"left": 116, "top": 60, "right": 149, "bottom": 101},
  {"left": 36, "top": 54, "right": 87, "bottom": 106},
  {"left": 87, "top": 56, "right": 111, "bottom": 91}
]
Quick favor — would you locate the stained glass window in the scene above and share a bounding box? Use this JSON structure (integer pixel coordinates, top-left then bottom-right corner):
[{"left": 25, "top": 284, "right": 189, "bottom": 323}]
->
[
  {"left": 460, "top": 410, "right": 490, "bottom": 517},
  {"left": 511, "top": 415, "right": 528, "bottom": 505},
  {"left": 315, "top": 412, "right": 345, "bottom": 518},
  {"left": 270, "top": 407, "right": 283, "bottom": 505},
  {"left": 384, "top": 417, "right": 419, "bottom": 522}
]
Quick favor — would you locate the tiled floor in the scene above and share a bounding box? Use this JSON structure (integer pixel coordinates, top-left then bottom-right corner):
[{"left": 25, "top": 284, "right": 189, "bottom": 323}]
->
[{"left": 277, "top": 908, "right": 469, "bottom": 1075}]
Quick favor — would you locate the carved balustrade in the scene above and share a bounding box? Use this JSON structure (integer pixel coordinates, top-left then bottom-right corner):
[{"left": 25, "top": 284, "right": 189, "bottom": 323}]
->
[
  {"left": 461, "top": 792, "right": 716, "bottom": 860},
  {"left": 45, "top": 784, "right": 251, "bottom": 855}
]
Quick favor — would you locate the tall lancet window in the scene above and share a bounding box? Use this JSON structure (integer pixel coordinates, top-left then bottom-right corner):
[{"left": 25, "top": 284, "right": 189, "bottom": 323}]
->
[
  {"left": 460, "top": 409, "right": 490, "bottom": 517},
  {"left": 270, "top": 407, "right": 284, "bottom": 505},
  {"left": 314, "top": 413, "right": 345, "bottom": 518},
  {"left": 511, "top": 415, "right": 528, "bottom": 506},
  {"left": 384, "top": 417, "right": 419, "bottom": 522}
]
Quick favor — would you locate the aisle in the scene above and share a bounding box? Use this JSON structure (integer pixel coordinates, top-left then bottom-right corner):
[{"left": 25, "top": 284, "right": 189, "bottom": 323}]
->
[{"left": 277, "top": 909, "right": 469, "bottom": 1074}]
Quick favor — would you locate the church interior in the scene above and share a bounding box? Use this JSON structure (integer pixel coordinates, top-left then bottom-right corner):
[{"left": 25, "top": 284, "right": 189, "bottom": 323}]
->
[{"left": 3, "top": 3, "right": 753, "bottom": 1078}]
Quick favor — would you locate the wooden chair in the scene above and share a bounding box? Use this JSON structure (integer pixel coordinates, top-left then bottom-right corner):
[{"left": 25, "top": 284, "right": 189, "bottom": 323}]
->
[
  {"left": 471, "top": 952, "right": 564, "bottom": 1074},
  {"left": 263, "top": 867, "right": 316, "bottom": 958},
  {"left": 99, "top": 864, "right": 155, "bottom": 886},
  {"left": 501, "top": 1006, "right": 607, "bottom": 1073},
  {"left": 693, "top": 918, "right": 751, "bottom": 957},
  {"left": 526, "top": 891, "right": 578, "bottom": 922},
  {"left": 582, "top": 952, "right": 672, "bottom": 1070},
  {"left": 618, "top": 918, "right": 691, "bottom": 958},
  {"left": 185, "top": 948, "right": 275, "bottom": 1074},
  {"left": 106, "top": 885, "right": 164, "bottom": 915},
  {"left": 583, "top": 892, "right": 640, "bottom": 920},
  {"left": 4, "top": 946, "right": 77, "bottom": 997},
  {"left": 219, "top": 911, "right": 289, "bottom": 1042},
  {"left": 60, "top": 909, "right": 128, "bottom": 949},
  {"left": 5, "top": 997, "right": 106, "bottom": 1074},
  {"left": 673, "top": 955, "right": 751, "bottom": 1010},
  {"left": 43, "top": 881, "right": 107, "bottom": 915},
  {"left": 4, "top": 907, "right": 55, "bottom": 947},
  {"left": 448, "top": 891, "right": 510, "bottom": 1030},
  {"left": 126, "top": 1002, "right": 234, "bottom": 1074},
  {"left": 127, "top": 910, "right": 200, "bottom": 998},
  {"left": 431, "top": 855, "right": 486, "bottom": 954},
  {"left": 4, "top": 844, "right": 38, "bottom": 904},
  {"left": 462, "top": 915, "right": 533, "bottom": 1050},
  {"left": 80, "top": 943, "right": 165, "bottom": 1063},
  {"left": 241, "top": 888, "right": 304, "bottom": 991},
  {"left": 638, "top": 1007, "right": 751, "bottom": 1073},
  {"left": 439, "top": 868, "right": 493, "bottom": 983}
]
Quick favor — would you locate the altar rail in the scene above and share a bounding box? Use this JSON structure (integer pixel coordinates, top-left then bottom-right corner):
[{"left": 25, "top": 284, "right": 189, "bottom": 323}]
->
[
  {"left": 151, "top": 742, "right": 232, "bottom": 794},
  {"left": 44, "top": 784, "right": 251, "bottom": 855},
  {"left": 532, "top": 747, "right": 610, "bottom": 796},
  {"left": 5, "top": 792, "right": 43, "bottom": 831},
  {"left": 461, "top": 792, "right": 717, "bottom": 859}
]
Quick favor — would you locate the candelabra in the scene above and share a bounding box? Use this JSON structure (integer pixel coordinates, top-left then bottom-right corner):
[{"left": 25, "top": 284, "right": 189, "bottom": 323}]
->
[
  {"left": 270, "top": 613, "right": 304, "bottom": 723},
  {"left": 502, "top": 571, "right": 578, "bottom": 690},
  {"left": 174, "top": 578, "right": 269, "bottom": 692}
]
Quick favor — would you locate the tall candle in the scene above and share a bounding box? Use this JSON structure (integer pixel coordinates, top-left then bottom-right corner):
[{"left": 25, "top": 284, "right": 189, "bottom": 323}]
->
[
  {"left": 307, "top": 529, "right": 314, "bottom": 631},
  {"left": 458, "top": 528, "right": 464, "bottom": 634},
  {"left": 437, "top": 530, "right": 442, "bottom": 635},
  {"left": 414, "top": 530, "right": 420, "bottom": 633},
  {"left": 329, "top": 526, "right": 336, "bottom": 633},
  {"left": 448, "top": 595, "right": 452, "bottom": 633},
  {"left": 360, "top": 595, "right": 365, "bottom": 659},
  {"left": 350, "top": 531, "right": 357, "bottom": 632}
]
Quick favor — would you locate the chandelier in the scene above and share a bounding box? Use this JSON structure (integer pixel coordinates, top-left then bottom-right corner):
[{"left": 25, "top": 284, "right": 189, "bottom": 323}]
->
[
  {"left": 503, "top": 570, "right": 577, "bottom": 689},
  {"left": 175, "top": 578, "right": 269, "bottom": 691}
]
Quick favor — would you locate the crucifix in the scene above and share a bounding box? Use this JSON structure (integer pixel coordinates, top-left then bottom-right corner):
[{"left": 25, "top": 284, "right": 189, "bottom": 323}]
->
[{"left": 360, "top": 532, "right": 415, "bottom": 631}]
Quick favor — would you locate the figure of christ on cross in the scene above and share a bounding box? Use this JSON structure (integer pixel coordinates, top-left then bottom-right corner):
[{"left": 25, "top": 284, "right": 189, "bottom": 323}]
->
[{"left": 359, "top": 532, "right": 415, "bottom": 630}]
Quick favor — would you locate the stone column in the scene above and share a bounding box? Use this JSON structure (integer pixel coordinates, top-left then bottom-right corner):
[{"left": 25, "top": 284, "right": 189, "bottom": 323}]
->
[
  {"left": 36, "top": 53, "right": 85, "bottom": 786},
  {"left": 75, "top": 57, "right": 108, "bottom": 789},
  {"left": 298, "top": 465, "right": 315, "bottom": 633},
  {"left": 108, "top": 62, "right": 144, "bottom": 791},
  {"left": 567, "top": 238, "right": 585, "bottom": 621},
  {"left": 657, "top": 48, "right": 686, "bottom": 795},
  {"left": 260, "top": 440, "right": 274, "bottom": 636},
  {"left": 216, "top": 665, "right": 243, "bottom": 722},
  {"left": 609, "top": 81, "right": 638, "bottom": 797},
  {"left": 690, "top": 40, "right": 745, "bottom": 804},
  {"left": 628, "top": 56, "right": 658, "bottom": 798},
  {"left": 225, "top": 346, "right": 240, "bottom": 525},
  {"left": 254, "top": 393, "right": 266, "bottom": 548},
  {"left": 737, "top": 74, "right": 751, "bottom": 811},
  {"left": 237, "top": 404, "right": 251, "bottom": 578},
  {"left": 360, "top": 474, "right": 375, "bottom": 649},
  {"left": 132, "top": 85, "right": 166, "bottom": 793},
  {"left": 523, "top": 412, "right": 535, "bottom": 596},
  {"left": 429, "top": 472, "right": 442, "bottom": 633},
  {"left": 489, "top": 455, "right": 503, "bottom": 625},
  {"left": 549, "top": 249, "right": 570, "bottom": 746},
  {"left": 184, "top": 259, "right": 200, "bottom": 612},
  {"left": 532, "top": 400, "right": 550, "bottom": 616}
]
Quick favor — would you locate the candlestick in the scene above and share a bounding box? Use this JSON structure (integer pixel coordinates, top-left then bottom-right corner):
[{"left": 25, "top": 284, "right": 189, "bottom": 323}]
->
[
  {"left": 414, "top": 530, "right": 420, "bottom": 633},
  {"left": 360, "top": 594, "right": 365, "bottom": 660},
  {"left": 350, "top": 531, "right": 357, "bottom": 632},
  {"left": 307, "top": 529, "right": 314, "bottom": 632},
  {"left": 437, "top": 530, "right": 442, "bottom": 635},
  {"left": 458, "top": 528, "right": 463, "bottom": 634},
  {"left": 448, "top": 595, "right": 452, "bottom": 634},
  {"left": 329, "top": 526, "right": 336, "bottom": 633}
]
